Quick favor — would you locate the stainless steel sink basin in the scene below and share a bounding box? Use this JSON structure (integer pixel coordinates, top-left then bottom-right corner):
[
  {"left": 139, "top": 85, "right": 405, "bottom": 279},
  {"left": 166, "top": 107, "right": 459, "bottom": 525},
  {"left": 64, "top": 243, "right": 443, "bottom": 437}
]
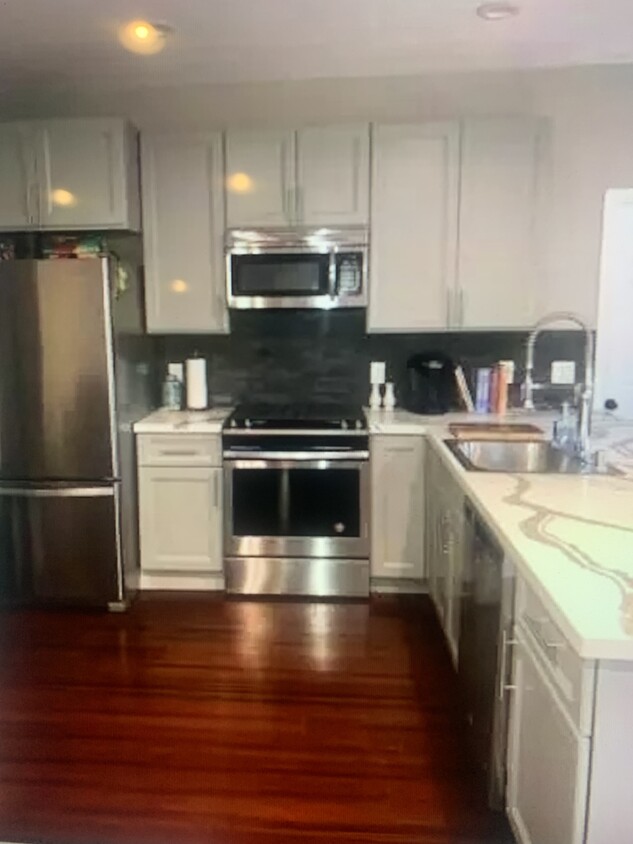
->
[{"left": 444, "top": 439, "right": 617, "bottom": 475}]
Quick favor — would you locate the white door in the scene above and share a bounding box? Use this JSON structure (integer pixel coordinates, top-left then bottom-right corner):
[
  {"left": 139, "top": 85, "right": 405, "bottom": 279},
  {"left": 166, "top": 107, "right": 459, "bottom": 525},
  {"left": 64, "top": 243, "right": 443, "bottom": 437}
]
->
[
  {"left": 458, "top": 118, "right": 546, "bottom": 329},
  {"left": 139, "top": 466, "right": 222, "bottom": 573},
  {"left": 0, "top": 122, "right": 36, "bottom": 230},
  {"left": 225, "top": 130, "right": 295, "bottom": 227},
  {"left": 594, "top": 189, "right": 633, "bottom": 418},
  {"left": 142, "top": 133, "right": 228, "bottom": 334},
  {"left": 296, "top": 125, "right": 370, "bottom": 226},
  {"left": 35, "top": 119, "right": 131, "bottom": 229},
  {"left": 371, "top": 436, "right": 425, "bottom": 579},
  {"left": 507, "top": 627, "right": 590, "bottom": 844},
  {"left": 369, "top": 123, "right": 459, "bottom": 331}
]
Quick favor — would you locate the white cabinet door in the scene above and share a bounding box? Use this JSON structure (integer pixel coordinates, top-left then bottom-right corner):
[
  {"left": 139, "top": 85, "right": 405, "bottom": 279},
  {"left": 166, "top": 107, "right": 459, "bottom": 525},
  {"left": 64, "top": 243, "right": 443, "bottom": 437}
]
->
[
  {"left": 507, "top": 627, "right": 590, "bottom": 844},
  {"left": 369, "top": 122, "right": 459, "bottom": 332},
  {"left": 458, "top": 118, "right": 546, "bottom": 329},
  {"left": 594, "top": 189, "right": 633, "bottom": 418},
  {"left": 142, "top": 133, "right": 228, "bottom": 334},
  {"left": 139, "top": 466, "right": 222, "bottom": 573},
  {"left": 225, "top": 130, "right": 295, "bottom": 227},
  {"left": 35, "top": 119, "right": 139, "bottom": 230},
  {"left": 296, "top": 125, "right": 369, "bottom": 226},
  {"left": 443, "top": 475, "right": 464, "bottom": 663},
  {"left": 371, "top": 436, "right": 425, "bottom": 580},
  {"left": 0, "top": 122, "right": 36, "bottom": 230}
]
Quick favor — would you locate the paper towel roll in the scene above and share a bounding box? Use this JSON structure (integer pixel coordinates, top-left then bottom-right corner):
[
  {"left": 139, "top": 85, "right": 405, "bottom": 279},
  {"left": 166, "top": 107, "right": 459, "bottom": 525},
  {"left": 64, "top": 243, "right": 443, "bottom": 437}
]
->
[{"left": 186, "top": 358, "right": 207, "bottom": 410}]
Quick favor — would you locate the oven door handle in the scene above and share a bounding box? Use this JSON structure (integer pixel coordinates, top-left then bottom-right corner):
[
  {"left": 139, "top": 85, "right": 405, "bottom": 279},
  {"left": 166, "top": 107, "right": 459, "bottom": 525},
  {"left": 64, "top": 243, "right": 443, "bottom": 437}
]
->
[
  {"left": 224, "top": 457, "right": 368, "bottom": 470},
  {"left": 223, "top": 450, "right": 369, "bottom": 461}
]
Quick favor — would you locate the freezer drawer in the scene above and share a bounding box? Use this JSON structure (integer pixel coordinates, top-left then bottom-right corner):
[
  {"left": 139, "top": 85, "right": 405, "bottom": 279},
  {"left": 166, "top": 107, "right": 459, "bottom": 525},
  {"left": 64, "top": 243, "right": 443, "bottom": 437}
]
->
[{"left": 0, "top": 484, "right": 121, "bottom": 607}]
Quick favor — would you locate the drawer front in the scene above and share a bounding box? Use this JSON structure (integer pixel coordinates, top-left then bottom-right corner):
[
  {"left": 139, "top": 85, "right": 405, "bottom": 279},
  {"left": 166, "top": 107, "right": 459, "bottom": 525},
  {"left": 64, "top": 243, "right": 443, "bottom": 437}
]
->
[
  {"left": 137, "top": 434, "right": 221, "bottom": 467},
  {"left": 516, "top": 578, "right": 595, "bottom": 735}
]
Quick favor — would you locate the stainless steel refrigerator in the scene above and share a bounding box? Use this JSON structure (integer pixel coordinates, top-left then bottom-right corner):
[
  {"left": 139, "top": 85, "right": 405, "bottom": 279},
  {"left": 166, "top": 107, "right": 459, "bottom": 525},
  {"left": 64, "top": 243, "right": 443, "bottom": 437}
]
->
[{"left": 0, "top": 254, "right": 151, "bottom": 609}]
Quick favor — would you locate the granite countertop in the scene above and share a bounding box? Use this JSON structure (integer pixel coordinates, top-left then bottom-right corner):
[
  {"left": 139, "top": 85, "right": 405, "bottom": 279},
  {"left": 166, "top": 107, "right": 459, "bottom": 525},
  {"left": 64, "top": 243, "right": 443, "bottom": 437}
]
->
[{"left": 134, "top": 407, "right": 233, "bottom": 434}]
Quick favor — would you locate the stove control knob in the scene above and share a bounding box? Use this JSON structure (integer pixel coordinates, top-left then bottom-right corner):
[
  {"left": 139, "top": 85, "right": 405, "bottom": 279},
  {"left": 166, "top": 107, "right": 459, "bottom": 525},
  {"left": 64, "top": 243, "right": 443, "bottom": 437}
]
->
[
  {"left": 333, "top": 522, "right": 346, "bottom": 534},
  {"left": 341, "top": 420, "right": 348, "bottom": 430},
  {"left": 355, "top": 419, "right": 362, "bottom": 430},
  {"left": 245, "top": 418, "right": 252, "bottom": 429},
  {"left": 230, "top": 419, "right": 237, "bottom": 428}
]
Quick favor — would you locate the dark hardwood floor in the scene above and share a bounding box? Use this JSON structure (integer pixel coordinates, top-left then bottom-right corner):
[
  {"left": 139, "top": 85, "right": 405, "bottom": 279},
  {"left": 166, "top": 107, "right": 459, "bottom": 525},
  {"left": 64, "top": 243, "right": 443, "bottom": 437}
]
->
[{"left": 0, "top": 595, "right": 513, "bottom": 844}]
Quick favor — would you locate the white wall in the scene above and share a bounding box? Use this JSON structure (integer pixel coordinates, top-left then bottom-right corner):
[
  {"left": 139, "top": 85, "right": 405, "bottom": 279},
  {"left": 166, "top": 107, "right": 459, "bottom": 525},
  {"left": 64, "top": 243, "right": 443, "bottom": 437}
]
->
[{"left": 6, "top": 64, "right": 633, "bottom": 325}]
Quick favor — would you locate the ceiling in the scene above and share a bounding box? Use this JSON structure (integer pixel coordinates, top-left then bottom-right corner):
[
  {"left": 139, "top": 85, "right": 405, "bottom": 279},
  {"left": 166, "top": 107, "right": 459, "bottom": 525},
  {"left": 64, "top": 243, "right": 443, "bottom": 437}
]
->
[{"left": 4, "top": 0, "right": 633, "bottom": 97}]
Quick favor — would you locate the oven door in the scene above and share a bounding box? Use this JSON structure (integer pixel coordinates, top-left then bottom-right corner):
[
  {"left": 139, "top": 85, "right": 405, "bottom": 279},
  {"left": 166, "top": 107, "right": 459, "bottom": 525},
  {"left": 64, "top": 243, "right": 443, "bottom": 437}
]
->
[{"left": 224, "top": 458, "right": 370, "bottom": 559}]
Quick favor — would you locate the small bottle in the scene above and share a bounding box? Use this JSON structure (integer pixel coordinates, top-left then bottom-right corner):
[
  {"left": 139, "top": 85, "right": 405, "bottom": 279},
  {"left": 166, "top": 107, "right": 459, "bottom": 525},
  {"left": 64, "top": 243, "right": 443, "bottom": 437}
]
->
[
  {"left": 382, "top": 382, "right": 396, "bottom": 411},
  {"left": 162, "top": 373, "right": 183, "bottom": 410},
  {"left": 369, "top": 382, "right": 382, "bottom": 410}
]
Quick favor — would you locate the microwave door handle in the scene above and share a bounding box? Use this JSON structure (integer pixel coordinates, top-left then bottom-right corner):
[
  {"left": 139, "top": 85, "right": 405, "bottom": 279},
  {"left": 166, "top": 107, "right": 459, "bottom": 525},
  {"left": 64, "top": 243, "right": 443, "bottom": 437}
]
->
[{"left": 328, "top": 253, "right": 337, "bottom": 297}]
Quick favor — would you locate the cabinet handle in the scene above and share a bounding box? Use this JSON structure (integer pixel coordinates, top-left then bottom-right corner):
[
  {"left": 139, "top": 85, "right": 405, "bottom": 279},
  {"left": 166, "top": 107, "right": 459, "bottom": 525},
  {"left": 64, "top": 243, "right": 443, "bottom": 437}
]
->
[
  {"left": 285, "top": 188, "right": 294, "bottom": 223},
  {"left": 158, "top": 449, "right": 199, "bottom": 457},
  {"left": 213, "top": 472, "right": 220, "bottom": 509},
  {"left": 498, "top": 628, "right": 519, "bottom": 701},
  {"left": 446, "top": 289, "right": 453, "bottom": 326},
  {"left": 296, "top": 186, "right": 304, "bottom": 222},
  {"left": 458, "top": 289, "right": 465, "bottom": 326}
]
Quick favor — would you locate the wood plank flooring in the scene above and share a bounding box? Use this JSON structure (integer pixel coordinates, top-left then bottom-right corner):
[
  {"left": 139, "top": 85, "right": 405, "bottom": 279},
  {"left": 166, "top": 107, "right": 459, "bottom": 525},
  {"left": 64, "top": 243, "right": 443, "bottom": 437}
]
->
[{"left": 0, "top": 595, "right": 514, "bottom": 844}]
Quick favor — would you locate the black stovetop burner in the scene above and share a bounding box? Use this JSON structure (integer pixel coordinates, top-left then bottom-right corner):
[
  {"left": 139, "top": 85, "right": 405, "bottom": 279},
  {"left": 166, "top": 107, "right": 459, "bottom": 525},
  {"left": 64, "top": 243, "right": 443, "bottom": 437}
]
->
[{"left": 226, "top": 402, "right": 366, "bottom": 431}]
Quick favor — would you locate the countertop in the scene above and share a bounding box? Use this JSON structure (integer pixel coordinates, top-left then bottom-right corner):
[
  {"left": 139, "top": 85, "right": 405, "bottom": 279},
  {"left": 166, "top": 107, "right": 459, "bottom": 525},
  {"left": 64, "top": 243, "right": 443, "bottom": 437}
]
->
[{"left": 133, "top": 407, "right": 232, "bottom": 434}]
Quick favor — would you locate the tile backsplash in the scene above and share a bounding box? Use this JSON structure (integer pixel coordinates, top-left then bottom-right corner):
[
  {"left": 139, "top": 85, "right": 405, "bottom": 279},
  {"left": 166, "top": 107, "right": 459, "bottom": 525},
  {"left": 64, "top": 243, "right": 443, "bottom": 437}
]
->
[{"left": 151, "top": 310, "right": 587, "bottom": 409}]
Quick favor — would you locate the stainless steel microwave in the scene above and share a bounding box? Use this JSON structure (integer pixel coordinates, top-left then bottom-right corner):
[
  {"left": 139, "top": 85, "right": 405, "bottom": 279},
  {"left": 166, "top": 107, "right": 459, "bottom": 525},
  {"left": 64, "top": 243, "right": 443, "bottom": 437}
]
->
[{"left": 226, "top": 227, "right": 368, "bottom": 310}]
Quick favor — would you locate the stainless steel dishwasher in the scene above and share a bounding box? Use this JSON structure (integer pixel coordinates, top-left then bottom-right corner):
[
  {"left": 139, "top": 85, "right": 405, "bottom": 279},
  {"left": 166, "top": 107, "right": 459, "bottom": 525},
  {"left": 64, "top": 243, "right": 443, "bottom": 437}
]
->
[{"left": 458, "top": 500, "right": 516, "bottom": 809}]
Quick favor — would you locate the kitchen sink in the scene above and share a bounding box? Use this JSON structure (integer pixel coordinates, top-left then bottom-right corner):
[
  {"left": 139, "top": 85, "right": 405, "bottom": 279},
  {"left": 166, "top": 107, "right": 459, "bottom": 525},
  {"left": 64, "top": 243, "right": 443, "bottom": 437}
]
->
[{"left": 444, "top": 439, "right": 618, "bottom": 475}]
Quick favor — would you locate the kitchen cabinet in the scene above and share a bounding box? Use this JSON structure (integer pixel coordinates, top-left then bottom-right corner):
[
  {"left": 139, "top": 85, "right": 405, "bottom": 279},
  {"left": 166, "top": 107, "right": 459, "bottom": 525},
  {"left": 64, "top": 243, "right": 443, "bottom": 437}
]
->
[
  {"left": 139, "top": 466, "right": 222, "bottom": 573},
  {"left": 225, "top": 129, "right": 294, "bottom": 227},
  {"left": 371, "top": 435, "right": 425, "bottom": 580},
  {"left": 369, "top": 122, "right": 459, "bottom": 332},
  {"left": 457, "top": 117, "right": 547, "bottom": 329},
  {"left": 0, "top": 122, "right": 36, "bottom": 230},
  {"left": 225, "top": 125, "right": 370, "bottom": 228},
  {"left": 142, "top": 132, "right": 228, "bottom": 334},
  {"left": 137, "top": 434, "right": 223, "bottom": 574},
  {"left": 0, "top": 118, "right": 140, "bottom": 231},
  {"left": 425, "top": 444, "right": 464, "bottom": 663},
  {"left": 296, "top": 125, "right": 369, "bottom": 225},
  {"left": 507, "top": 624, "right": 590, "bottom": 844}
]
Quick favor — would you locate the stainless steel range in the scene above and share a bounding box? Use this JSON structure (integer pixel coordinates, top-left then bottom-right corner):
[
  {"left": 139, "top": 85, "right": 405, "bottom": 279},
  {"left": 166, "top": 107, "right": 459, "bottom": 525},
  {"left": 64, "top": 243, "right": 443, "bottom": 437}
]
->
[{"left": 223, "top": 404, "right": 369, "bottom": 598}]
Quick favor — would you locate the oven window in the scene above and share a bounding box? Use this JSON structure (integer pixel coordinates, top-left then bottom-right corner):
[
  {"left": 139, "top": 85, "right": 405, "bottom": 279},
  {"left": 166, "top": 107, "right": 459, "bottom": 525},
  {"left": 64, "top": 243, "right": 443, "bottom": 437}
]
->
[
  {"left": 231, "top": 254, "right": 330, "bottom": 297},
  {"left": 232, "top": 467, "right": 360, "bottom": 537}
]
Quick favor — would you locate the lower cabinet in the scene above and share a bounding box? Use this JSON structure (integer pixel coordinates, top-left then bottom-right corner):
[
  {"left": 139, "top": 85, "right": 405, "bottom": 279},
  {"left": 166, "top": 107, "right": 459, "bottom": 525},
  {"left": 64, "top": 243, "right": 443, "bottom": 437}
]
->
[
  {"left": 137, "top": 434, "right": 223, "bottom": 575},
  {"left": 507, "top": 625, "right": 590, "bottom": 844},
  {"left": 371, "top": 435, "right": 425, "bottom": 580},
  {"left": 139, "top": 466, "right": 223, "bottom": 573},
  {"left": 425, "top": 443, "right": 464, "bottom": 662}
]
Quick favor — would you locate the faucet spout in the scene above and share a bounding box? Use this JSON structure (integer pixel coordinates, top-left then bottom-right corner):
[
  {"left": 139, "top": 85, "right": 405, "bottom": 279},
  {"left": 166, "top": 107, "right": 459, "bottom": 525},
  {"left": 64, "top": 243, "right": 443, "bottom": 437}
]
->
[{"left": 523, "top": 311, "right": 594, "bottom": 463}]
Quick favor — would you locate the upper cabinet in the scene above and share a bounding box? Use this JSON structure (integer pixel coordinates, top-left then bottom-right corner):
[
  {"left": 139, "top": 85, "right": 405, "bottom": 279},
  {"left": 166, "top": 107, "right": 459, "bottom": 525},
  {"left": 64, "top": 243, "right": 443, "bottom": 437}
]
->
[
  {"left": 225, "top": 130, "right": 295, "bottom": 228},
  {"left": 141, "top": 132, "right": 228, "bottom": 334},
  {"left": 225, "top": 124, "right": 370, "bottom": 228},
  {"left": 0, "top": 123, "right": 36, "bottom": 229},
  {"left": 457, "top": 118, "right": 547, "bottom": 329},
  {"left": 369, "top": 117, "right": 549, "bottom": 332},
  {"left": 369, "top": 122, "right": 459, "bottom": 332},
  {"left": 0, "top": 118, "right": 140, "bottom": 232},
  {"left": 296, "top": 125, "right": 369, "bottom": 226}
]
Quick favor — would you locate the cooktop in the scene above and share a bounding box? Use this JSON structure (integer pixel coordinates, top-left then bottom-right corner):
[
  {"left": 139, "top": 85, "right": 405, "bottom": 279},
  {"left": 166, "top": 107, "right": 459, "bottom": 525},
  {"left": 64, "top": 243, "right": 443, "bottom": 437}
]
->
[{"left": 226, "top": 402, "right": 366, "bottom": 431}]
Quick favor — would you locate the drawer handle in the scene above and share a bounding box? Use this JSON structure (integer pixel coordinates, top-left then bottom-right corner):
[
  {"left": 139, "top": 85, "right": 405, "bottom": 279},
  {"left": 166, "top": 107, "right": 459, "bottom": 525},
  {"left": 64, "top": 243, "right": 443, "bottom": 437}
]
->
[{"left": 158, "top": 450, "right": 200, "bottom": 457}]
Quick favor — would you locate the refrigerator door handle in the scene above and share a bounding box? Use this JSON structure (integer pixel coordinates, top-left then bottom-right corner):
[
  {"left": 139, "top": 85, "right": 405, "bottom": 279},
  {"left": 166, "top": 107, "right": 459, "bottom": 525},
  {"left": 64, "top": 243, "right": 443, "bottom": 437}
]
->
[{"left": 0, "top": 486, "right": 115, "bottom": 498}]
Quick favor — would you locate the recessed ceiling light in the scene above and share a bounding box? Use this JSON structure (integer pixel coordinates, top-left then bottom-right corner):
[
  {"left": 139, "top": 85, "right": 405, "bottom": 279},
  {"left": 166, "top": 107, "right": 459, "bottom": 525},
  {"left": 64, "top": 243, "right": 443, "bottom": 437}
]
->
[
  {"left": 118, "top": 19, "right": 173, "bottom": 55},
  {"left": 476, "top": 2, "right": 520, "bottom": 21}
]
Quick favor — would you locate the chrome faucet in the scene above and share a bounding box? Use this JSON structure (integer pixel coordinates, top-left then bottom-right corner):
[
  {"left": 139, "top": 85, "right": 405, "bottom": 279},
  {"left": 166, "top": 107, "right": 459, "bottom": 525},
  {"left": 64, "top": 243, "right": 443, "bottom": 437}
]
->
[{"left": 522, "top": 311, "right": 595, "bottom": 464}]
